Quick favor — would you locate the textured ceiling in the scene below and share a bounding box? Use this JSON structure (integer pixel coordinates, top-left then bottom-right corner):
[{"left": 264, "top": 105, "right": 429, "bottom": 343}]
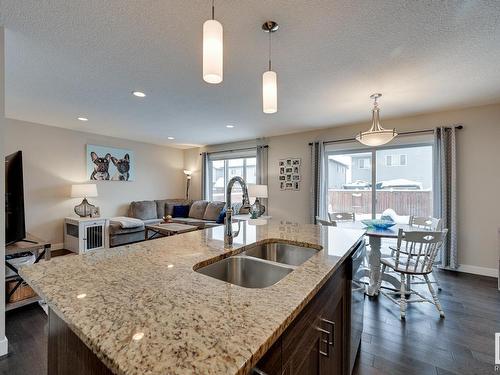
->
[{"left": 2, "top": 1, "right": 500, "bottom": 147}]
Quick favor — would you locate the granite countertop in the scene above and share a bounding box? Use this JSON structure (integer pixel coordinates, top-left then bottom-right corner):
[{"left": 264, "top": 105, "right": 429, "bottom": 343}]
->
[{"left": 21, "top": 220, "right": 365, "bottom": 375}]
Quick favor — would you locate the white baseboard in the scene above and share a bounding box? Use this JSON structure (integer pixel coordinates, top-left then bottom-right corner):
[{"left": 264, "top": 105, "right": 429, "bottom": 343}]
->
[
  {"left": 0, "top": 336, "right": 8, "bottom": 356},
  {"left": 456, "top": 264, "right": 498, "bottom": 278}
]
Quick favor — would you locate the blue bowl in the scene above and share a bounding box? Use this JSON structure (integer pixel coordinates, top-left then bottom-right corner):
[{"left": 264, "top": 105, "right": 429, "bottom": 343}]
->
[{"left": 361, "top": 219, "right": 396, "bottom": 230}]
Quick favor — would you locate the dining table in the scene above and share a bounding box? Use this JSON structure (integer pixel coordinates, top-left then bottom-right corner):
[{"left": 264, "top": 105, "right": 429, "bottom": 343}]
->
[{"left": 335, "top": 221, "right": 425, "bottom": 296}]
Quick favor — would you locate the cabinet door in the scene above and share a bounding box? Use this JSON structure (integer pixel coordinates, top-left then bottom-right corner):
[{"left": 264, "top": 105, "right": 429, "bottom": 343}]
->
[
  {"left": 283, "top": 330, "right": 321, "bottom": 375},
  {"left": 319, "top": 294, "right": 345, "bottom": 375},
  {"left": 316, "top": 261, "right": 347, "bottom": 375}
]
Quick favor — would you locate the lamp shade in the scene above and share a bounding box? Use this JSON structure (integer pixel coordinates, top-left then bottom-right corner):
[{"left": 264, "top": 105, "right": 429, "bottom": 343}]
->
[
  {"left": 262, "top": 70, "right": 277, "bottom": 114},
  {"left": 203, "top": 19, "right": 223, "bottom": 84},
  {"left": 71, "top": 184, "right": 98, "bottom": 198},
  {"left": 247, "top": 184, "right": 268, "bottom": 198},
  {"left": 183, "top": 170, "right": 192, "bottom": 176}
]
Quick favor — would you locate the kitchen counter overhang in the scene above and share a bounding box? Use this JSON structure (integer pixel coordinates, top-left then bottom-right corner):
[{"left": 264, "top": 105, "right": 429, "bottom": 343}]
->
[{"left": 20, "top": 220, "right": 365, "bottom": 375}]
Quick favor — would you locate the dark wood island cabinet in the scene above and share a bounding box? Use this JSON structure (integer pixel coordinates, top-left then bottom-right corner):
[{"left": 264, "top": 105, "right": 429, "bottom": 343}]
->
[{"left": 254, "top": 242, "right": 363, "bottom": 375}]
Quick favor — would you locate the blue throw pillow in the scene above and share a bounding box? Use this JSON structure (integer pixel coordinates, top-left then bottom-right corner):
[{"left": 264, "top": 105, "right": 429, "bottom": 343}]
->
[
  {"left": 172, "top": 205, "right": 190, "bottom": 218},
  {"left": 216, "top": 207, "right": 226, "bottom": 224}
]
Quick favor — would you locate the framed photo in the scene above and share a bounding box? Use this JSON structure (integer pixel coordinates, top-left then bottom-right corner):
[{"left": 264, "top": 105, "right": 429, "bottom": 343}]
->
[{"left": 279, "top": 157, "right": 301, "bottom": 191}]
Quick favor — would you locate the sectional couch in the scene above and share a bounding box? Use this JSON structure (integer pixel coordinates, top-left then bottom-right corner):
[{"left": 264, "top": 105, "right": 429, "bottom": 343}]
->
[{"left": 109, "top": 199, "right": 226, "bottom": 247}]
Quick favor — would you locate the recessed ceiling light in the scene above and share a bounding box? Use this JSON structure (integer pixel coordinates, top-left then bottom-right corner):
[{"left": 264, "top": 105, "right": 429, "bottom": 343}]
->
[
  {"left": 226, "top": 125, "right": 235, "bottom": 128},
  {"left": 132, "top": 91, "right": 146, "bottom": 98},
  {"left": 167, "top": 136, "right": 175, "bottom": 140},
  {"left": 77, "top": 293, "right": 87, "bottom": 299},
  {"left": 77, "top": 117, "right": 88, "bottom": 122}
]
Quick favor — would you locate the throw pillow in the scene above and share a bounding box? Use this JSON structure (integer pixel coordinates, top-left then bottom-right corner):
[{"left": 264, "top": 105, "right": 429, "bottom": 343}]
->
[
  {"left": 172, "top": 205, "right": 190, "bottom": 218},
  {"left": 216, "top": 208, "right": 226, "bottom": 224},
  {"left": 189, "top": 200, "right": 209, "bottom": 219},
  {"left": 203, "top": 201, "right": 225, "bottom": 221},
  {"left": 130, "top": 201, "right": 157, "bottom": 220}
]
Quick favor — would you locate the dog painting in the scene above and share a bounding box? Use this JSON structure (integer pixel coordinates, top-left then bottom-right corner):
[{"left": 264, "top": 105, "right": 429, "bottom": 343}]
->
[
  {"left": 87, "top": 145, "right": 134, "bottom": 181},
  {"left": 90, "top": 152, "right": 111, "bottom": 180},
  {"left": 111, "top": 154, "right": 130, "bottom": 181}
]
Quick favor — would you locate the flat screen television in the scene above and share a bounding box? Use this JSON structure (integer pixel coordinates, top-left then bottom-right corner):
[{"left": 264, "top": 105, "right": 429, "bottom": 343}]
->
[{"left": 5, "top": 151, "right": 26, "bottom": 245}]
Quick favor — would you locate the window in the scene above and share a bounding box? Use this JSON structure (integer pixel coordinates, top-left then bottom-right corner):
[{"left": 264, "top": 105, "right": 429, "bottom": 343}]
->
[
  {"left": 358, "top": 158, "right": 371, "bottom": 169},
  {"left": 385, "top": 154, "right": 407, "bottom": 167},
  {"left": 207, "top": 153, "right": 256, "bottom": 202}
]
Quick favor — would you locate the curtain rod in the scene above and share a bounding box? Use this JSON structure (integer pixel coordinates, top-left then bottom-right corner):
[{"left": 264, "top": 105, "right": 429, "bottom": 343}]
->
[
  {"left": 200, "top": 145, "right": 268, "bottom": 156},
  {"left": 308, "top": 125, "right": 463, "bottom": 146}
]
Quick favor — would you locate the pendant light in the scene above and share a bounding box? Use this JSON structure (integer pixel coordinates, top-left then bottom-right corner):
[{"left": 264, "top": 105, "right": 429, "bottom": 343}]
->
[
  {"left": 262, "top": 21, "right": 279, "bottom": 114},
  {"left": 356, "top": 94, "right": 397, "bottom": 146},
  {"left": 203, "top": 0, "right": 223, "bottom": 84}
]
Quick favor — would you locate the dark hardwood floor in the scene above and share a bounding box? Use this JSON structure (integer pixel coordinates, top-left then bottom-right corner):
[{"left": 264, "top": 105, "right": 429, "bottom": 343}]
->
[
  {"left": 353, "top": 269, "right": 500, "bottom": 375},
  {"left": 0, "top": 269, "right": 498, "bottom": 375}
]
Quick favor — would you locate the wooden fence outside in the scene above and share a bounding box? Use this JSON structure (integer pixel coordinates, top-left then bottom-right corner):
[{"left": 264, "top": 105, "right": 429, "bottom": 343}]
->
[{"left": 328, "top": 189, "right": 433, "bottom": 217}]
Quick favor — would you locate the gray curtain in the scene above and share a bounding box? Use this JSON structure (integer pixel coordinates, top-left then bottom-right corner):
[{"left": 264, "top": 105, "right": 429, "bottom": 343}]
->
[
  {"left": 201, "top": 152, "right": 209, "bottom": 200},
  {"left": 310, "top": 141, "right": 328, "bottom": 223},
  {"left": 256, "top": 145, "right": 269, "bottom": 208},
  {"left": 434, "top": 127, "right": 458, "bottom": 269}
]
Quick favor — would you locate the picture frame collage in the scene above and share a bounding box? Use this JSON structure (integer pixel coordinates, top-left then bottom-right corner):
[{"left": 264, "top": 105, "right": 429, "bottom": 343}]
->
[{"left": 279, "top": 158, "right": 301, "bottom": 191}]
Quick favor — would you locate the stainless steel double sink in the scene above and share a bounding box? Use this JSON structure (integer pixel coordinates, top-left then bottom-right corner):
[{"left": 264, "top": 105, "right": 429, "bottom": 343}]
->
[{"left": 195, "top": 242, "right": 320, "bottom": 288}]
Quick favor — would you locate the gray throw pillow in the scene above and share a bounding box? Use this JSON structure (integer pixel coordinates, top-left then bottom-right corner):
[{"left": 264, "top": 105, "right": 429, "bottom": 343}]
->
[
  {"left": 189, "top": 200, "right": 209, "bottom": 219},
  {"left": 203, "top": 201, "right": 226, "bottom": 221},
  {"left": 130, "top": 201, "right": 157, "bottom": 220}
]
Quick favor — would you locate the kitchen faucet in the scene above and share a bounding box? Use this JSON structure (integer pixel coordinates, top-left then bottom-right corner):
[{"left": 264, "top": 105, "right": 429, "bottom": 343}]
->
[{"left": 224, "top": 176, "right": 251, "bottom": 246}]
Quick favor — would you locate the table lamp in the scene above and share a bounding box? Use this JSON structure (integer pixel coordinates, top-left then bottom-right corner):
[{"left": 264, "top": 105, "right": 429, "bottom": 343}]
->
[
  {"left": 71, "top": 184, "right": 98, "bottom": 217},
  {"left": 247, "top": 184, "right": 268, "bottom": 217}
]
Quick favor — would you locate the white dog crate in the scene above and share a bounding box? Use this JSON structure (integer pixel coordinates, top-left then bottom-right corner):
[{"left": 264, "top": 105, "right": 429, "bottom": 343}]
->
[{"left": 64, "top": 217, "right": 108, "bottom": 254}]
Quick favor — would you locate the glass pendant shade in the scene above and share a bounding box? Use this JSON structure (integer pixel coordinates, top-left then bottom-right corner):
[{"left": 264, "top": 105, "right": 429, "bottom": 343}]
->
[
  {"left": 262, "top": 70, "right": 277, "bottom": 114},
  {"left": 356, "top": 96, "right": 397, "bottom": 146},
  {"left": 203, "top": 19, "right": 223, "bottom": 84}
]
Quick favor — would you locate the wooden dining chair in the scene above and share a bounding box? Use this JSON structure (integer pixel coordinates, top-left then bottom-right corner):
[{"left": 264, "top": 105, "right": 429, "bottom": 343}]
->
[
  {"left": 328, "top": 212, "right": 355, "bottom": 224},
  {"left": 375, "top": 228, "right": 448, "bottom": 319},
  {"left": 315, "top": 216, "right": 336, "bottom": 226},
  {"left": 407, "top": 216, "right": 444, "bottom": 290}
]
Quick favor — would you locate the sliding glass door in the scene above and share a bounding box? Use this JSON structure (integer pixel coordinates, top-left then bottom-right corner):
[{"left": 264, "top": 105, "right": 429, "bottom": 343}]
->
[
  {"left": 375, "top": 145, "right": 433, "bottom": 222},
  {"left": 326, "top": 143, "right": 433, "bottom": 222},
  {"left": 327, "top": 152, "right": 373, "bottom": 220}
]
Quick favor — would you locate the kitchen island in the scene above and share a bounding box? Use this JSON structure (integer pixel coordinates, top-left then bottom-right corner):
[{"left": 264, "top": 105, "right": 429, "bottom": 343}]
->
[{"left": 20, "top": 220, "right": 365, "bottom": 375}]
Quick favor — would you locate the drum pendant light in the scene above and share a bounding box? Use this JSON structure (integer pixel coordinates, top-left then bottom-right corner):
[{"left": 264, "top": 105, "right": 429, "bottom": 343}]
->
[
  {"left": 262, "top": 21, "right": 279, "bottom": 114},
  {"left": 203, "top": 0, "right": 223, "bottom": 84}
]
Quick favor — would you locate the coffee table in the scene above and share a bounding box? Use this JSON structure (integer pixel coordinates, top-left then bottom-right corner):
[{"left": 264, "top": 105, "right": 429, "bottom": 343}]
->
[{"left": 145, "top": 223, "right": 198, "bottom": 240}]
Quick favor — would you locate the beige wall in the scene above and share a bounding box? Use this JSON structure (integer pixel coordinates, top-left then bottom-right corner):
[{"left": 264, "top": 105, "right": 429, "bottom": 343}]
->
[
  {"left": 186, "top": 103, "right": 500, "bottom": 275},
  {"left": 5, "top": 119, "right": 185, "bottom": 246}
]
